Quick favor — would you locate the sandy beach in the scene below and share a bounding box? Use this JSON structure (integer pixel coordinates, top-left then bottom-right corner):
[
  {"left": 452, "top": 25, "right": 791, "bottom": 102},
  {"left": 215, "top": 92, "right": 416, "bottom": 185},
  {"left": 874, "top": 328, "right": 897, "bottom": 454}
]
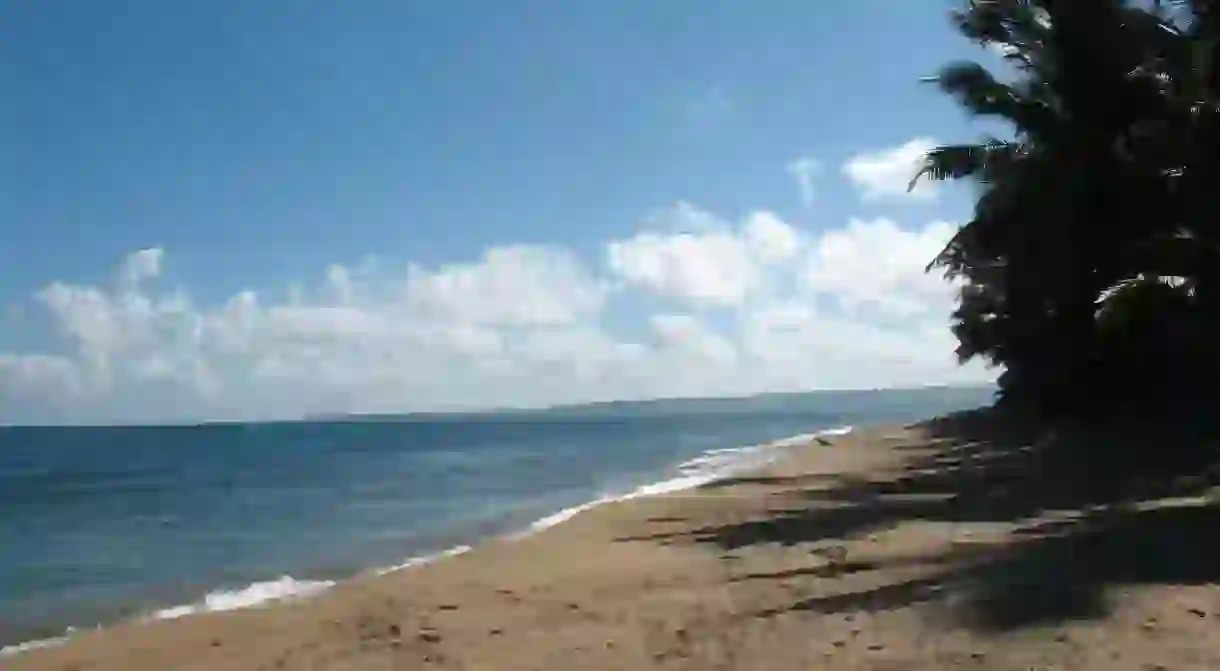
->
[{"left": 8, "top": 412, "right": 1220, "bottom": 670}]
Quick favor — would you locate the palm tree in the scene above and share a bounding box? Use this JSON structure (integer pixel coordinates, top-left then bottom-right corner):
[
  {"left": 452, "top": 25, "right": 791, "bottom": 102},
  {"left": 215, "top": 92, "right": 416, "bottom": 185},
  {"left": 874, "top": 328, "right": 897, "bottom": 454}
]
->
[{"left": 914, "top": 0, "right": 1220, "bottom": 415}]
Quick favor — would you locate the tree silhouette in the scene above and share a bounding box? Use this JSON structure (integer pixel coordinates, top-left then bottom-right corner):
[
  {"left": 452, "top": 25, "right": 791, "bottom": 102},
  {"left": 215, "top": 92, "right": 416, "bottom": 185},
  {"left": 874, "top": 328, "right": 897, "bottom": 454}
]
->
[{"left": 916, "top": 0, "right": 1220, "bottom": 419}]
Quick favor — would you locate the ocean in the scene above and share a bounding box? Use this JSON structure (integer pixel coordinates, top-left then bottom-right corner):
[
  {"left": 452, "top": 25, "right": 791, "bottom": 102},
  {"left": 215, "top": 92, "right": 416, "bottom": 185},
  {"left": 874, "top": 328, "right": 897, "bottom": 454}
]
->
[{"left": 0, "top": 386, "right": 992, "bottom": 652}]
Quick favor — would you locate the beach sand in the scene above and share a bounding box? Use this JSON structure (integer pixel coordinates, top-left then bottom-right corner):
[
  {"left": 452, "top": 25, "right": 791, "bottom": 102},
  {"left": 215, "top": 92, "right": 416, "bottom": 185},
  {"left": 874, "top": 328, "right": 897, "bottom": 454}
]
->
[{"left": 9, "top": 413, "right": 1220, "bottom": 670}]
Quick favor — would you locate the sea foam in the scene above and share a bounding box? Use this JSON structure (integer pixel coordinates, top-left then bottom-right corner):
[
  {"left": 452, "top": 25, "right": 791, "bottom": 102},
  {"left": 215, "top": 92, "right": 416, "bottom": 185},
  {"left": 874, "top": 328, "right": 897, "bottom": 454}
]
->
[
  {"left": 1, "top": 634, "right": 73, "bottom": 658},
  {"left": 524, "top": 425, "right": 853, "bottom": 534},
  {"left": 152, "top": 576, "right": 337, "bottom": 620},
  {"left": 373, "top": 544, "right": 474, "bottom": 576}
]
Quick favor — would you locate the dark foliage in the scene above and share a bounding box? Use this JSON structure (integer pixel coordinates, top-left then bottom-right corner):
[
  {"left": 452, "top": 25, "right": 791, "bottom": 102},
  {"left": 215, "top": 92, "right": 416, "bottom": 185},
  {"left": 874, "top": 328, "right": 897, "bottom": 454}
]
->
[{"left": 915, "top": 0, "right": 1220, "bottom": 419}]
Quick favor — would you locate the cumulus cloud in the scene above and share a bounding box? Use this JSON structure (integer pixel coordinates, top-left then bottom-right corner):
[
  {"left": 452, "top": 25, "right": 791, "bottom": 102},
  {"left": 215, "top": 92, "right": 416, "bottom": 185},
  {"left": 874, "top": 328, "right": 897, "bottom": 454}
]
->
[
  {"left": 0, "top": 354, "right": 83, "bottom": 396},
  {"left": 607, "top": 203, "right": 802, "bottom": 308},
  {"left": 37, "top": 271, "right": 200, "bottom": 390},
  {"left": 606, "top": 229, "right": 757, "bottom": 306},
  {"left": 805, "top": 217, "right": 959, "bottom": 318},
  {"left": 842, "top": 137, "right": 939, "bottom": 202},
  {"left": 0, "top": 204, "right": 992, "bottom": 424},
  {"left": 650, "top": 314, "right": 737, "bottom": 365},
  {"left": 406, "top": 246, "right": 605, "bottom": 327},
  {"left": 786, "top": 156, "right": 821, "bottom": 206},
  {"left": 743, "top": 212, "right": 801, "bottom": 264},
  {"left": 120, "top": 247, "right": 164, "bottom": 287}
]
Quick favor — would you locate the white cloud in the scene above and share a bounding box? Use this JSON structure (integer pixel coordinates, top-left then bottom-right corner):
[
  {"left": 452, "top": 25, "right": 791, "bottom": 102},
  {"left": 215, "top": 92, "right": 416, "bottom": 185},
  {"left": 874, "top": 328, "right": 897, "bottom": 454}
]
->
[
  {"left": 743, "top": 211, "right": 801, "bottom": 264},
  {"left": 805, "top": 217, "right": 959, "bottom": 318},
  {"left": 650, "top": 314, "right": 737, "bottom": 365},
  {"left": 842, "top": 137, "right": 939, "bottom": 202},
  {"left": 406, "top": 245, "right": 604, "bottom": 327},
  {"left": 607, "top": 203, "right": 801, "bottom": 308},
  {"left": 786, "top": 156, "right": 821, "bottom": 206},
  {"left": 120, "top": 247, "right": 164, "bottom": 287},
  {"left": 0, "top": 205, "right": 992, "bottom": 424},
  {"left": 325, "top": 264, "right": 355, "bottom": 304},
  {"left": 0, "top": 354, "right": 83, "bottom": 397},
  {"left": 37, "top": 276, "right": 200, "bottom": 388}
]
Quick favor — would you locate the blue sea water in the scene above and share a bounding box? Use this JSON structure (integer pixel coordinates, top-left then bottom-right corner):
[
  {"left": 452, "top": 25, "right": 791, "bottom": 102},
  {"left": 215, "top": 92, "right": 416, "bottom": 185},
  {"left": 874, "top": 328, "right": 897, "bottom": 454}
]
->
[{"left": 0, "top": 386, "right": 992, "bottom": 650}]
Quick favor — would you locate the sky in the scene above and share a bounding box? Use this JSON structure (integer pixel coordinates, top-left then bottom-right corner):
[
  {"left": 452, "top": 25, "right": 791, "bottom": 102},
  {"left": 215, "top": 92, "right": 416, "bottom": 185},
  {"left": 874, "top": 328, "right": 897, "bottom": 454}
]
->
[{"left": 1, "top": 0, "right": 1004, "bottom": 425}]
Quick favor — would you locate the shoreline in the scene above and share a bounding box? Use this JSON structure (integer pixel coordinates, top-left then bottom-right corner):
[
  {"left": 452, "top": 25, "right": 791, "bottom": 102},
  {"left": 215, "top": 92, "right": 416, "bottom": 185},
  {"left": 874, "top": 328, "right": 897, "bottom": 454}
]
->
[
  {"left": 12, "top": 412, "right": 1217, "bottom": 669},
  {"left": 0, "top": 424, "right": 854, "bottom": 659}
]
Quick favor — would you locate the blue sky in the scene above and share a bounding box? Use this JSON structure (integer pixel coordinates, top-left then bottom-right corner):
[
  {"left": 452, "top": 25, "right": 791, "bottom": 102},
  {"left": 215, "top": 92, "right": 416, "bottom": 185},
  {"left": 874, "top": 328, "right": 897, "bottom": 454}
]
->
[{"left": 2, "top": 1, "right": 998, "bottom": 424}]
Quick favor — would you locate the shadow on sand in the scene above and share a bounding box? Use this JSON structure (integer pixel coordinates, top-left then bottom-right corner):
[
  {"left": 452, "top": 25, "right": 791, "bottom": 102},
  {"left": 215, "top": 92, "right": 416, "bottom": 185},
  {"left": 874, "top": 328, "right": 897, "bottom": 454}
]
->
[{"left": 617, "top": 408, "right": 1220, "bottom": 631}]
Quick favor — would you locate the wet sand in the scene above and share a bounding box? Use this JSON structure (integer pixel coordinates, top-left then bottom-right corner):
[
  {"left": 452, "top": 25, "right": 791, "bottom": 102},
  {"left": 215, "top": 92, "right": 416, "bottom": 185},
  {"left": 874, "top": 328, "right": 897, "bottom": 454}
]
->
[{"left": 9, "top": 416, "right": 1220, "bottom": 670}]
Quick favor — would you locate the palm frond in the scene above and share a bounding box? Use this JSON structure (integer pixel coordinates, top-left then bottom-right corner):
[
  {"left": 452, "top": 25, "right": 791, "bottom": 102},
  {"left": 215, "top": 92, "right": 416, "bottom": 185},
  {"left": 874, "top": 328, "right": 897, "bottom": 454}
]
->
[
  {"left": 933, "top": 62, "right": 1058, "bottom": 134},
  {"left": 909, "top": 140, "right": 1020, "bottom": 189},
  {"left": 952, "top": 0, "right": 1052, "bottom": 70}
]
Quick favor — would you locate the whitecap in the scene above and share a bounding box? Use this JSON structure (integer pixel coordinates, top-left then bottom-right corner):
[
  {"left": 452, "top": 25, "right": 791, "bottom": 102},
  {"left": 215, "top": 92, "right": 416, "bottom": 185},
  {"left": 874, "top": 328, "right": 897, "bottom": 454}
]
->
[
  {"left": 517, "top": 425, "right": 853, "bottom": 536},
  {"left": 0, "top": 635, "right": 71, "bottom": 658},
  {"left": 373, "top": 544, "right": 473, "bottom": 576},
  {"left": 152, "top": 576, "right": 336, "bottom": 620}
]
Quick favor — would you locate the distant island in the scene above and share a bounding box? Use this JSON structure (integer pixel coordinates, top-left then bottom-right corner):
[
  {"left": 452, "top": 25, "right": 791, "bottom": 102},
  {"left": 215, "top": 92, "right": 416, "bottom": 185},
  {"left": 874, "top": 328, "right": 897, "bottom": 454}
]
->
[{"left": 323, "top": 384, "right": 998, "bottom": 423}]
